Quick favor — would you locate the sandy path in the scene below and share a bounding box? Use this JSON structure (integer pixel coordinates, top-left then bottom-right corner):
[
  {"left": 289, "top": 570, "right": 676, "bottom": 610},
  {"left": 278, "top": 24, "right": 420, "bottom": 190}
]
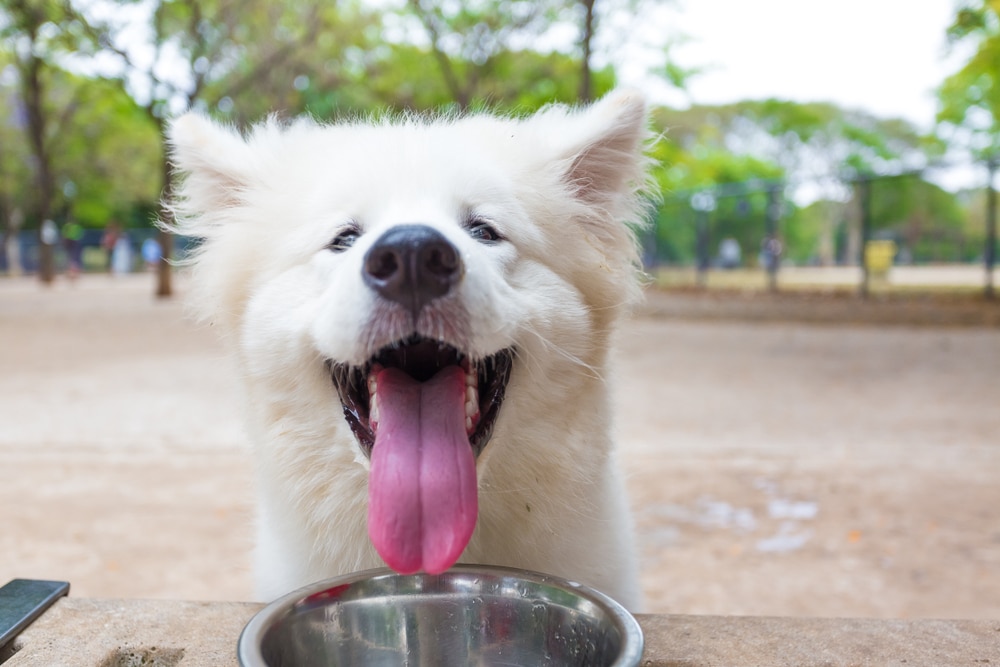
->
[{"left": 1, "top": 275, "right": 997, "bottom": 618}]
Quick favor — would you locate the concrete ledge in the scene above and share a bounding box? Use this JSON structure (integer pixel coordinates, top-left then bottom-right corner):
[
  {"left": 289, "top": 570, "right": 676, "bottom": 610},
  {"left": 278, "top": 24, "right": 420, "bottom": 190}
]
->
[
  {"left": 640, "top": 615, "right": 1000, "bottom": 666},
  {"left": 3, "top": 598, "right": 998, "bottom": 666}
]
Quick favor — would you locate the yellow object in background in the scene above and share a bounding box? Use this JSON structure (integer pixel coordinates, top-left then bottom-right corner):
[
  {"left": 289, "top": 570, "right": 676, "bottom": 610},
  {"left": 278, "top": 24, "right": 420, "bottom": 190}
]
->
[{"left": 865, "top": 240, "right": 897, "bottom": 276}]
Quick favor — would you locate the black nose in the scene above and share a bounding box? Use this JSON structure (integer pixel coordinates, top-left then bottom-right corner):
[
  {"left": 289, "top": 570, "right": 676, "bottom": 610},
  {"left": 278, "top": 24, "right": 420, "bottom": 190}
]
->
[{"left": 363, "top": 224, "right": 463, "bottom": 318}]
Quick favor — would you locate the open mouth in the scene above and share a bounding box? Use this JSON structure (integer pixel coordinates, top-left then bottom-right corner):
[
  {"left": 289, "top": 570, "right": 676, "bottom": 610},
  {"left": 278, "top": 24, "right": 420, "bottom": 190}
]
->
[{"left": 328, "top": 335, "right": 513, "bottom": 459}]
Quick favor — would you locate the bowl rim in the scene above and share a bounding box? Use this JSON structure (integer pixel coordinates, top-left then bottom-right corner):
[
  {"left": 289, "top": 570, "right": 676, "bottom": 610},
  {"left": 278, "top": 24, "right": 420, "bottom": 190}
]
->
[{"left": 238, "top": 564, "right": 644, "bottom": 667}]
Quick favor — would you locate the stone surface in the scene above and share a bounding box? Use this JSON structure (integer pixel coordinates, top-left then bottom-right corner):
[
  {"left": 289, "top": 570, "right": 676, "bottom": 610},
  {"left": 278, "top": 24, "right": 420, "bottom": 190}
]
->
[
  {"left": 2, "top": 597, "right": 998, "bottom": 666},
  {"left": 639, "top": 614, "right": 1000, "bottom": 666},
  {"left": 3, "top": 598, "right": 257, "bottom": 667}
]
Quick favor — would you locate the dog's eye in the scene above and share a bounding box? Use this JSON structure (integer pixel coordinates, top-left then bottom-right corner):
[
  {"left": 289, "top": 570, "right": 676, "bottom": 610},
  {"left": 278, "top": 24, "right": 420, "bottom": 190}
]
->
[
  {"left": 327, "top": 227, "right": 360, "bottom": 253},
  {"left": 467, "top": 220, "right": 502, "bottom": 244}
]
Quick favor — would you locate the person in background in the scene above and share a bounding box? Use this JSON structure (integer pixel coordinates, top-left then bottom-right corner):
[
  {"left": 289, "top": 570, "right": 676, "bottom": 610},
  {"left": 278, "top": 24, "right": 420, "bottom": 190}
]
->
[
  {"left": 111, "top": 229, "right": 132, "bottom": 276},
  {"left": 101, "top": 222, "right": 121, "bottom": 273},
  {"left": 62, "top": 220, "right": 84, "bottom": 280},
  {"left": 141, "top": 236, "right": 162, "bottom": 271}
]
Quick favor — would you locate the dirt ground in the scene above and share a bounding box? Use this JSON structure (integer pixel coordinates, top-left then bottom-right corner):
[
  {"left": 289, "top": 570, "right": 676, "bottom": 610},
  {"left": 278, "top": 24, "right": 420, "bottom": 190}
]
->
[{"left": 1, "top": 274, "right": 998, "bottom": 619}]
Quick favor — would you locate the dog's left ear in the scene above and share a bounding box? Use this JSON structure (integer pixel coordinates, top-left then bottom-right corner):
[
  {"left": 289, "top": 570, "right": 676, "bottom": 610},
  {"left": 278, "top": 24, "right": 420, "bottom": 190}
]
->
[
  {"left": 564, "top": 89, "right": 648, "bottom": 205},
  {"left": 524, "top": 90, "right": 651, "bottom": 309},
  {"left": 536, "top": 89, "right": 649, "bottom": 209}
]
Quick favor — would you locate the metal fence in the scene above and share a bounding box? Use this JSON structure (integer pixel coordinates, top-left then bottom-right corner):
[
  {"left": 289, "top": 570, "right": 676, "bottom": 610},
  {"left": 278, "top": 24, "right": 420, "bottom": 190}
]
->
[
  {"left": 0, "top": 229, "right": 197, "bottom": 276},
  {"left": 645, "top": 165, "right": 999, "bottom": 298}
]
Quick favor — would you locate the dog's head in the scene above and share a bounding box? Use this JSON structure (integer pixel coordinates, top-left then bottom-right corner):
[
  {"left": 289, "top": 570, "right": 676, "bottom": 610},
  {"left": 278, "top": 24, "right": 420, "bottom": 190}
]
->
[{"left": 168, "top": 90, "right": 651, "bottom": 576}]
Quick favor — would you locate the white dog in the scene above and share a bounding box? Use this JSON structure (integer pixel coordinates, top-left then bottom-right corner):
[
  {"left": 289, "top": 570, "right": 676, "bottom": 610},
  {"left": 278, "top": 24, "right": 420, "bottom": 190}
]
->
[{"left": 167, "top": 90, "right": 651, "bottom": 609}]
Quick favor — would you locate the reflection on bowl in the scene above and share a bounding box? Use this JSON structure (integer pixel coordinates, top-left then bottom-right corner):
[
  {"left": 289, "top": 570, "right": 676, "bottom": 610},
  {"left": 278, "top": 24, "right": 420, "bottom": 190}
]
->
[{"left": 239, "top": 565, "right": 643, "bottom": 666}]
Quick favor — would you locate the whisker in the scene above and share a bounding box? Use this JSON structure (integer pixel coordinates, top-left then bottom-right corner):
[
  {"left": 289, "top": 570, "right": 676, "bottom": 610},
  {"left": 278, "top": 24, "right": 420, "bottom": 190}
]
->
[{"left": 518, "top": 326, "right": 605, "bottom": 383}]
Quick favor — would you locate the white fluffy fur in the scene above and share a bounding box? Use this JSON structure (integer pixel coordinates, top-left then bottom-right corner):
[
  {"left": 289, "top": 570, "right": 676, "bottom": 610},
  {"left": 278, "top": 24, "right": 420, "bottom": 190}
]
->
[{"left": 167, "top": 90, "right": 652, "bottom": 609}]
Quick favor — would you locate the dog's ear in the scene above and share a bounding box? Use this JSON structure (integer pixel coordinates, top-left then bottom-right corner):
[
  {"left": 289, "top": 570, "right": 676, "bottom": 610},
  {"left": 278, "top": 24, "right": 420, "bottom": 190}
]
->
[
  {"left": 521, "top": 90, "right": 651, "bottom": 312},
  {"left": 167, "top": 113, "right": 252, "bottom": 212},
  {"left": 558, "top": 89, "right": 649, "bottom": 206},
  {"left": 521, "top": 89, "right": 648, "bottom": 211}
]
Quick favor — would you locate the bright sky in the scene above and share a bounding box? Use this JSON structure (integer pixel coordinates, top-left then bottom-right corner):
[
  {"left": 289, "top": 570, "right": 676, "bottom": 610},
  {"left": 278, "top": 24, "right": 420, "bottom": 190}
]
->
[{"left": 620, "top": 0, "right": 961, "bottom": 132}]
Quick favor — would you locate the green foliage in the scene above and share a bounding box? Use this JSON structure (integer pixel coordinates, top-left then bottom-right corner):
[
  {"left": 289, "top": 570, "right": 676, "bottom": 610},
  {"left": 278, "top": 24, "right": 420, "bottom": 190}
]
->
[
  {"left": 0, "top": 61, "right": 158, "bottom": 228},
  {"left": 785, "top": 200, "right": 835, "bottom": 264},
  {"left": 656, "top": 99, "right": 938, "bottom": 178},
  {"left": 402, "top": 0, "right": 573, "bottom": 108},
  {"left": 296, "top": 43, "right": 616, "bottom": 117},
  {"left": 648, "top": 138, "right": 785, "bottom": 264},
  {"left": 0, "top": 0, "right": 989, "bottom": 278},
  {"left": 0, "top": 0, "right": 669, "bottom": 242},
  {"left": 58, "top": 76, "right": 161, "bottom": 227},
  {"left": 189, "top": 1, "right": 387, "bottom": 120},
  {"left": 866, "top": 175, "right": 973, "bottom": 262},
  {"left": 0, "top": 0, "right": 103, "bottom": 231},
  {"left": 648, "top": 100, "right": 965, "bottom": 265},
  {"left": 0, "top": 56, "right": 32, "bottom": 228},
  {"left": 937, "top": 0, "right": 1000, "bottom": 156}
]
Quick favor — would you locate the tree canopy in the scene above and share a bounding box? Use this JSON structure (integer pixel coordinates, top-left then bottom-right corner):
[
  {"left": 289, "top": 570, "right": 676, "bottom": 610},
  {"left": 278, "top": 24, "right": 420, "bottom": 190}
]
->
[
  {"left": 938, "top": 0, "right": 1000, "bottom": 158},
  {"left": 0, "top": 0, "right": 994, "bottom": 285}
]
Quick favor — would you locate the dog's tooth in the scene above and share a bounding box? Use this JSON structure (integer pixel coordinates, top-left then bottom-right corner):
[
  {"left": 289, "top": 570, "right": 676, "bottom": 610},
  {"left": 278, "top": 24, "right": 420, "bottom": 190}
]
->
[
  {"left": 368, "top": 375, "right": 377, "bottom": 396},
  {"left": 465, "top": 416, "right": 473, "bottom": 432},
  {"left": 465, "top": 381, "right": 479, "bottom": 421}
]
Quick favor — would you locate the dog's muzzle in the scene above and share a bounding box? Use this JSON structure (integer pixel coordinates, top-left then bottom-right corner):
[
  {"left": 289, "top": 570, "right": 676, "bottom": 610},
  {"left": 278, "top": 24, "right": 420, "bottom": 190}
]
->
[{"left": 326, "top": 223, "right": 514, "bottom": 576}]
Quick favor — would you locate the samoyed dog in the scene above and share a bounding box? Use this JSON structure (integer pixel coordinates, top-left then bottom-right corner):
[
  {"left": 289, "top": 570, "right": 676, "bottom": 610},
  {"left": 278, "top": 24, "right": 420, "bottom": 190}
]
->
[{"left": 167, "top": 89, "right": 651, "bottom": 609}]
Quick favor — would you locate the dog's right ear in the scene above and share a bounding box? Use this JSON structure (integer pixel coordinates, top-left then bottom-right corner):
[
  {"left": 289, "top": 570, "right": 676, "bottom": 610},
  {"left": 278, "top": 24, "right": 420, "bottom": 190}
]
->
[{"left": 168, "top": 113, "right": 252, "bottom": 213}]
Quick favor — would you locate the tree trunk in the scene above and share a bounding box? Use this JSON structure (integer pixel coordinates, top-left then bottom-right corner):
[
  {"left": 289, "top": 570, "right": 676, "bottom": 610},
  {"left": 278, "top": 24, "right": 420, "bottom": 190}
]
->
[
  {"left": 155, "top": 128, "right": 173, "bottom": 299},
  {"left": 408, "top": 0, "right": 470, "bottom": 109},
  {"left": 986, "top": 157, "right": 996, "bottom": 299},
  {"left": 19, "top": 12, "right": 55, "bottom": 284},
  {"left": 579, "top": 0, "right": 596, "bottom": 102}
]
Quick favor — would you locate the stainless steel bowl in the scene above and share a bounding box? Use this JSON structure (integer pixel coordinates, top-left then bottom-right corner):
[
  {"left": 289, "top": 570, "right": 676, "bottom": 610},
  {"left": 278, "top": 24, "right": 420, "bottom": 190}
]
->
[{"left": 238, "top": 565, "right": 643, "bottom": 666}]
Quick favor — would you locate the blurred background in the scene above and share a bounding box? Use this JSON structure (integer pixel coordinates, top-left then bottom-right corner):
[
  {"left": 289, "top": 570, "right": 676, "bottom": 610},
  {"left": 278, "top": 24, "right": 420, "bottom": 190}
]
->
[
  {"left": 0, "top": 0, "right": 998, "bottom": 617},
  {"left": 1, "top": 0, "right": 999, "bottom": 295}
]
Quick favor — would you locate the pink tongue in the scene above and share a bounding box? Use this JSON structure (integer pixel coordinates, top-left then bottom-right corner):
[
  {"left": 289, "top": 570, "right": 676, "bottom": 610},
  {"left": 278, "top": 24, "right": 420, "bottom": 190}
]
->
[{"left": 368, "top": 365, "right": 478, "bottom": 574}]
